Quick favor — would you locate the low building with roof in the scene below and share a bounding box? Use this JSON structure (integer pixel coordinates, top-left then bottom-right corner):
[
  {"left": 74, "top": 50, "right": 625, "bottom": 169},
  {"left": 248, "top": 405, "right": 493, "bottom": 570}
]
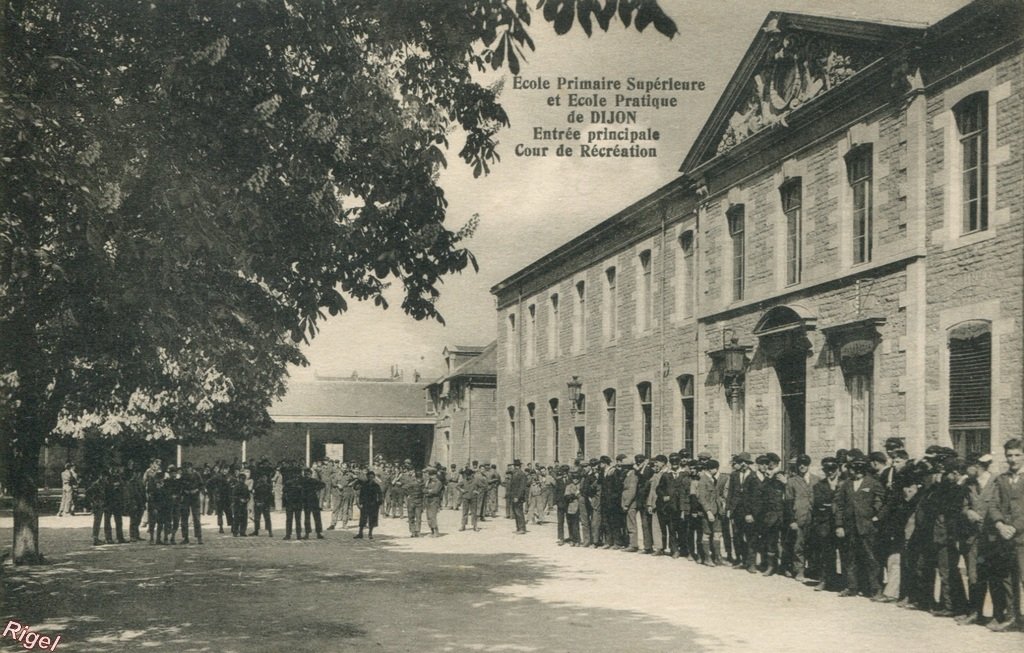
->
[
  {"left": 425, "top": 342, "right": 499, "bottom": 469},
  {"left": 182, "top": 372, "right": 436, "bottom": 466}
]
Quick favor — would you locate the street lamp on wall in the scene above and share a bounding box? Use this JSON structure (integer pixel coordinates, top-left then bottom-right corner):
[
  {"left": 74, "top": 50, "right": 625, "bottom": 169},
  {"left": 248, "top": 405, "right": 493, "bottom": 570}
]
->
[
  {"left": 708, "top": 333, "right": 752, "bottom": 402},
  {"left": 567, "top": 376, "right": 583, "bottom": 415}
]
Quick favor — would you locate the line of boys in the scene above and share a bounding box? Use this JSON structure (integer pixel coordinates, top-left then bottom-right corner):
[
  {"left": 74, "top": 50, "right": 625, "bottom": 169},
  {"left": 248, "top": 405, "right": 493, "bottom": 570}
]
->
[{"left": 537, "top": 438, "right": 1024, "bottom": 633}]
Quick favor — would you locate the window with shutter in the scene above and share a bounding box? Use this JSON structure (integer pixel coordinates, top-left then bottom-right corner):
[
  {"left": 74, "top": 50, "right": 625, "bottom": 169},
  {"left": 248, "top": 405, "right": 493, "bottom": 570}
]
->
[{"left": 949, "top": 321, "right": 991, "bottom": 458}]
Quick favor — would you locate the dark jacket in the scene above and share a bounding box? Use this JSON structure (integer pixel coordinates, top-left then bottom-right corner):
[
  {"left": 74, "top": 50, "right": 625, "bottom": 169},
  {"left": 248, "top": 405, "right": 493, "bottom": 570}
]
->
[
  {"left": 253, "top": 476, "right": 274, "bottom": 506},
  {"left": 508, "top": 469, "right": 529, "bottom": 502},
  {"left": 358, "top": 479, "right": 383, "bottom": 508},
  {"left": 833, "top": 474, "right": 885, "bottom": 536},
  {"left": 761, "top": 476, "right": 787, "bottom": 528},
  {"left": 741, "top": 471, "right": 765, "bottom": 520},
  {"left": 810, "top": 477, "right": 840, "bottom": 538},
  {"left": 635, "top": 464, "right": 655, "bottom": 509},
  {"left": 231, "top": 478, "right": 251, "bottom": 505},
  {"left": 301, "top": 476, "right": 325, "bottom": 510}
]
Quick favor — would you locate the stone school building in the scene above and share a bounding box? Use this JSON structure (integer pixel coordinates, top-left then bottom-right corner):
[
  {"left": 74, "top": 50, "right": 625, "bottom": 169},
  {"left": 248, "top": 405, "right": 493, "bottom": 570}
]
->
[{"left": 491, "top": 1, "right": 1023, "bottom": 469}]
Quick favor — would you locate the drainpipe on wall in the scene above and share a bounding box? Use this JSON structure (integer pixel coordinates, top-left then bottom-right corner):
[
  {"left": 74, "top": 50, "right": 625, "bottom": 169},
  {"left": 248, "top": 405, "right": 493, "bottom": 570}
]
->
[{"left": 659, "top": 206, "right": 668, "bottom": 453}]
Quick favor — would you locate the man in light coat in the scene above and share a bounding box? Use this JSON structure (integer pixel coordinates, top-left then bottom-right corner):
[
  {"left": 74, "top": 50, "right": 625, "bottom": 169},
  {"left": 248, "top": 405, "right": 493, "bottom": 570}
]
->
[{"left": 784, "top": 454, "right": 818, "bottom": 580}]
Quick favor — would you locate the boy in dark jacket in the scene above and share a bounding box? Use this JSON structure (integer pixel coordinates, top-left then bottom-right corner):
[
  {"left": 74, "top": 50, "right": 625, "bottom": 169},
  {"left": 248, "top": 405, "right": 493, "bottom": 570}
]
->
[
  {"left": 231, "top": 472, "right": 251, "bottom": 537},
  {"left": 301, "top": 467, "right": 325, "bottom": 539}
]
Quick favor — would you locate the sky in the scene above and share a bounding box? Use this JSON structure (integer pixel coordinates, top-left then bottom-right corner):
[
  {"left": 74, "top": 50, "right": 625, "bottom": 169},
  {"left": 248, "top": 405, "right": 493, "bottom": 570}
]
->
[{"left": 294, "top": 0, "right": 969, "bottom": 383}]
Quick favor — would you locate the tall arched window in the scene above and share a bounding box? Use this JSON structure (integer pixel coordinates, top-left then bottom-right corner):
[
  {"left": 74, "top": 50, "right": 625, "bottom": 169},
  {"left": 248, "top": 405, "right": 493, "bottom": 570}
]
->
[
  {"left": 549, "top": 398, "right": 560, "bottom": 463},
  {"left": 679, "top": 230, "right": 695, "bottom": 318},
  {"left": 603, "top": 388, "right": 617, "bottom": 455},
  {"left": 638, "top": 382, "right": 653, "bottom": 457},
  {"left": 548, "top": 293, "right": 560, "bottom": 358},
  {"left": 604, "top": 266, "right": 617, "bottom": 341},
  {"left": 781, "top": 179, "right": 802, "bottom": 286},
  {"left": 727, "top": 205, "right": 745, "bottom": 301},
  {"left": 507, "top": 406, "right": 517, "bottom": 458},
  {"left": 846, "top": 146, "right": 873, "bottom": 264},
  {"left": 573, "top": 280, "right": 586, "bottom": 354},
  {"left": 954, "top": 93, "right": 989, "bottom": 234},
  {"left": 949, "top": 320, "right": 992, "bottom": 457},
  {"left": 677, "top": 375, "right": 694, "bottom": 455},
  {"left": 527, "top": 402, "right": 537, "bottom": 462}
]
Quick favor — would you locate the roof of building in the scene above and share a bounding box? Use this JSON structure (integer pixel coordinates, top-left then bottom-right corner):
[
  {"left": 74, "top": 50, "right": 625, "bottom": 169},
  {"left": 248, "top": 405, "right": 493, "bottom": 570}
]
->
[
  {"left": 489, "top": 5, "right": 990, "bottom": 304},
  {"left": 443, "top": 344, "right": 488, "bottom": 354},
  {"left": 269, "top": 379, "right": 433, "bottom": 424},
  {"left": 428, "top": 341, "right": 497, "bottom": 387},
  {"left": 678, "top": 11, "right": 927, "bottom": 177}
]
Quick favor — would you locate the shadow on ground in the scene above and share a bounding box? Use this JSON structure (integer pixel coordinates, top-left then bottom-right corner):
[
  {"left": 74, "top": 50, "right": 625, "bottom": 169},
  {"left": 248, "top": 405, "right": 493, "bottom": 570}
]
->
[{"left": 1, "top": 524, "right": 701, "bottom": 652}]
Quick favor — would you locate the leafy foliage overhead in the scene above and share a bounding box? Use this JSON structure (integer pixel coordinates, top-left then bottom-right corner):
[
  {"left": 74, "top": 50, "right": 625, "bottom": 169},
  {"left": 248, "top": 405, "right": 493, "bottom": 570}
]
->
[{"left": 0, "top": 0, "right": 676, "bottom": 446}]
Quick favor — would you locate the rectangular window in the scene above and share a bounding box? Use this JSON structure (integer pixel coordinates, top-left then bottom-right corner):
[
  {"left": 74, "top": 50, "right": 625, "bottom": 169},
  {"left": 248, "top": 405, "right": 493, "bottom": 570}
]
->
[
  {"left": 679, "top": 231, "right": 695, "bottom": 318},
  {"left": 638, "top": 382, "right": 653, "bottom": 458},
  {"left": 727, "top": 206, "right": 745, "bottom": 301},
  {"left": 604, "top": 267, "right": 617, "bottom": 341},
  {"left": 548, "top": 293, "right": 560, "bottom": 358},
  {"left": 843, "top": 356, "right": 874, "bottom": 452},
  {"left": 781, "top": 181, "right": 802, "bottom": 285},
  {"left": 639, "top": 249, "right": 652, "bottom": 332},
  {"left": 949, "top": 322, "right": 992, "bottom": 457},
  {"left": 573, "top": 281, "right": 586, "bottom": 354},
  {"left": 956, "top": 94, "right": 989, "bottom": 234},
  {"left": 847, "top": 148, "right": 873, "bottom": 264},
  {"left": 678, "top": 375, "right": 694, "bottom": 455}
]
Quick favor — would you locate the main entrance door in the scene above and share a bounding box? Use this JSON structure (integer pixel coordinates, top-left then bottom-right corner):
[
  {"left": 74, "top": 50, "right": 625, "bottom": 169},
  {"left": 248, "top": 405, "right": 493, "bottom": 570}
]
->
[{"left": 753, "top": 304, "right": 816, "bottom": 463}]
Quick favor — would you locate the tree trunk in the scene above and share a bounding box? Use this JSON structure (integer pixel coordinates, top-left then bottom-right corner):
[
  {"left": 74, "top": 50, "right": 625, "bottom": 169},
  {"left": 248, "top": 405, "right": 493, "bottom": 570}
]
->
[{"left": 10, "top": 435, "right": 44, "bottom": 564}]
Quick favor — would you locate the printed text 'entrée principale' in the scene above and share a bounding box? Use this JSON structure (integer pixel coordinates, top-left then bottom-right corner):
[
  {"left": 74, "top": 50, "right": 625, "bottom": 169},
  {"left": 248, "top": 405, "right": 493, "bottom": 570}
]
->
[{"left": 510, "top": 75, "right": 706, "bottom": 159}]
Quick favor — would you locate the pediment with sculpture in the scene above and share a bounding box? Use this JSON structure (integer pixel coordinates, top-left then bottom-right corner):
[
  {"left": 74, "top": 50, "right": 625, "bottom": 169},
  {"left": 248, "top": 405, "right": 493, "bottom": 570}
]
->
[{"left": 715, "top": 23, "right": 885, "bottom": 155}]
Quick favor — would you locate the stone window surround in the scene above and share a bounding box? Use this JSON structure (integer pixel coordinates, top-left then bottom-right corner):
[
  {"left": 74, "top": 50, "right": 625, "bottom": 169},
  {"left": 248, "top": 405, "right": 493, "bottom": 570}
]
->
[
  {"left": 837, "top": 121, "right": 887, "bottom": 271},
  {"left": 935, "top": 300, "right": 1010, "bottom": 460},
  {"left": 931, "top": 68, "right": 1011, "bottom": 252},
  {"left": 672, "top": 219, "right": 698, "bottom": 324},
  {"left": 634, "top": 237, "right": 656, "bottom": 335}
]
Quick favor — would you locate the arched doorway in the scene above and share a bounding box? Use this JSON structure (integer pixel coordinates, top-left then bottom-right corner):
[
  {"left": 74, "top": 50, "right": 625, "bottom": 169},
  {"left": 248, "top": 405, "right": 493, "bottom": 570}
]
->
[{"left": 754, "top": 304, "right": 816, "bottom": 462}]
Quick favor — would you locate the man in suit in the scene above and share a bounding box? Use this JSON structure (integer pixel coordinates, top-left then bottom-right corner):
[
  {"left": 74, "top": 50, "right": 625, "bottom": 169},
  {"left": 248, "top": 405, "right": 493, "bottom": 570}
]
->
[
  {"left": 635, "top": 454, "right": 656, "bottom": 553},
  {"left": 354, "top": 470, "right": 383, "bottom": 539},
  {"left": 740, "top": 454, "right": 767, "bottom": 573},
  {"left": 728, "top": 452, "right": 754, "bottom": 569},
  {"left": 581, "top": 459, "right": 602, "bottom": 546},
  {"left": 300, "top": 466, "right": 325, "bottom": 539},
  {"left": 554, "top": 465, "right": 569, "bottom": 544},
  {"left": 809, "top": 457, "right": 842, "bottom": 591},
  {"left": 987, "top": 438, "right": 1024, "bottom": 632},
  {"left": 646, "top": 455, "right": 668, "bottom": 554},
  {"left": 784, "top": 454, "right": 817, "bottom": 580},
  {"left": 508, "top": 459, "right": 529, "bottom": 534},
  {"left": 621, "top": 458, "right": 640, "bottom": 552},
  {"left": 661, "top": 454, "right": 690, "bottom": 558},
  {"left": 833, "top": 456, "right": 885, "bottom": 598},
  {"left": 459, "top": 467, "right": 490, "bottom": 531},
  {"left": 600, "top": 456, "right": 623, "bottom": 549},
  {"left": 179, "top": 462, "right": 204, "bottom": 544},
  {"left": 956, "top": 453, "right": 999, "bottom": 624}
]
